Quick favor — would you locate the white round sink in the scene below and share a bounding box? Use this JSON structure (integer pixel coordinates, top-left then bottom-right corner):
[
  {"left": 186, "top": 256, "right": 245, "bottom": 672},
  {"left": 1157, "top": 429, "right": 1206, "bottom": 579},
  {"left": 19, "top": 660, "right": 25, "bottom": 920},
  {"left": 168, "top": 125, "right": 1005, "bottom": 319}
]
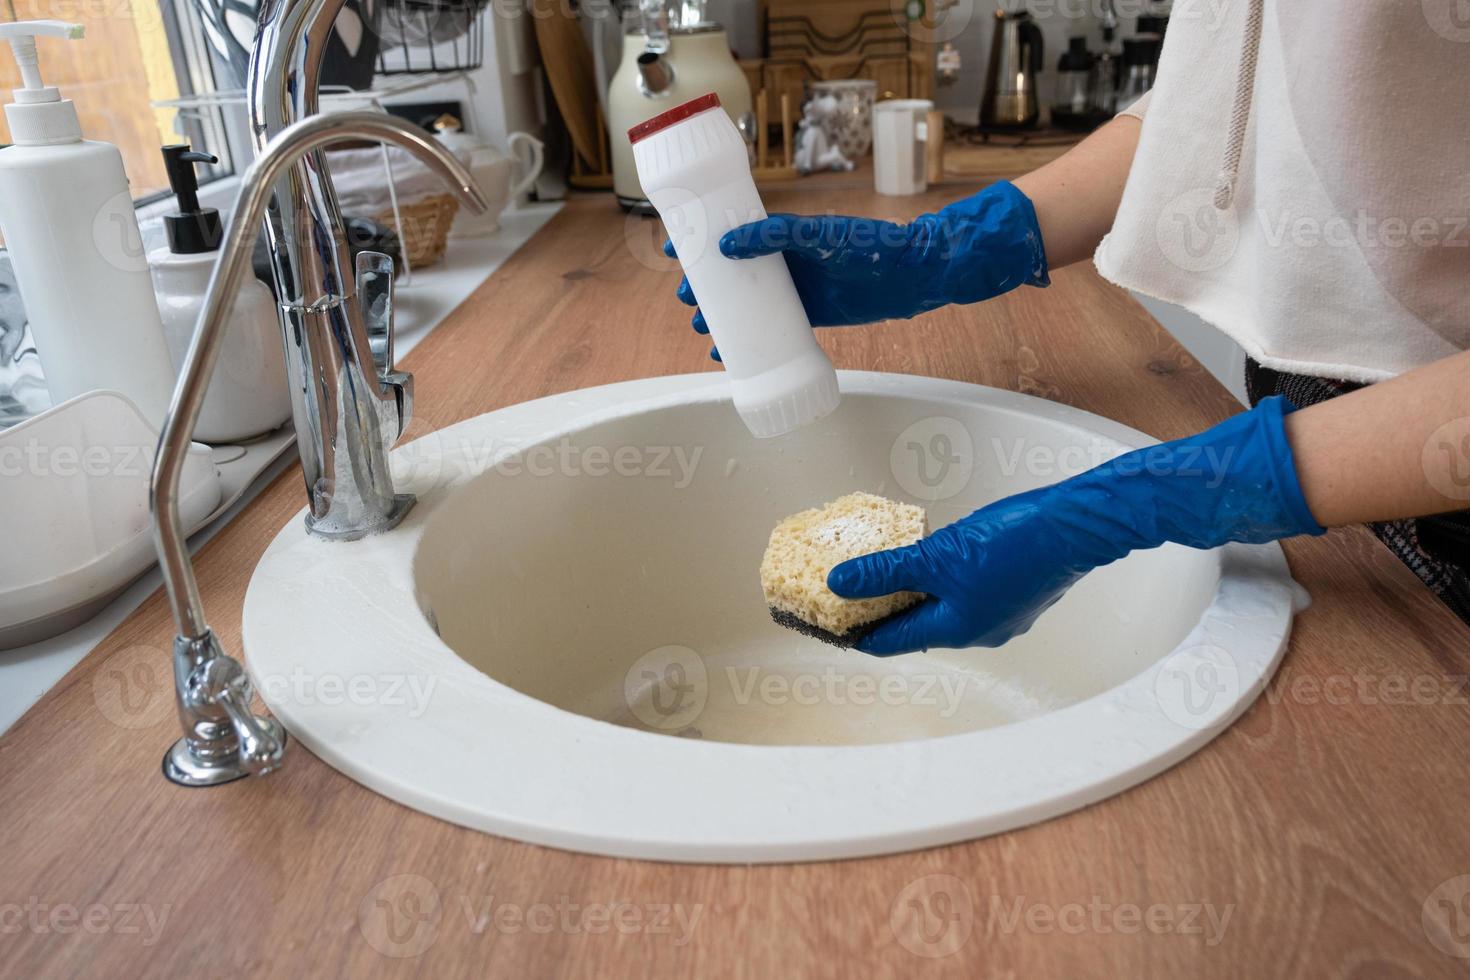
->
[{"left": 244, "top": 372, "right": 1297, "bottom": 862}]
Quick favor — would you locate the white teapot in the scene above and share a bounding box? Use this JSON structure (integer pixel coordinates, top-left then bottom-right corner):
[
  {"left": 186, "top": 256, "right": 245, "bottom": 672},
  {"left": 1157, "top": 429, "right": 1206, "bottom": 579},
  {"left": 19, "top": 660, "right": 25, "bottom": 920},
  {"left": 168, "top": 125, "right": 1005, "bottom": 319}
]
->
[{"left": 432, "top": 114, "right": 544, "bottom": 239}]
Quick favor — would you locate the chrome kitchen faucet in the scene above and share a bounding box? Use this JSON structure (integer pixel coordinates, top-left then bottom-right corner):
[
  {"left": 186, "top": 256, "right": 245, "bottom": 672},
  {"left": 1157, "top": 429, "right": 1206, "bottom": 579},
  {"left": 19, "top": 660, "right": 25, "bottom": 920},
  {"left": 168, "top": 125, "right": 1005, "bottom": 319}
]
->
[{"left": 148, "top": 0, "right": 488, "bottom": 787}]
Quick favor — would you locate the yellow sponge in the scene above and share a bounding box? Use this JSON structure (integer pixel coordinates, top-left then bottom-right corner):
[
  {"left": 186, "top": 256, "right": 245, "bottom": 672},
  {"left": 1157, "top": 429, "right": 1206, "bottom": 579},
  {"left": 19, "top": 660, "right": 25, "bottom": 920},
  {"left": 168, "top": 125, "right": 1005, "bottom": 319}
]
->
[{"left": 760, "top": 492, "right": 928, "bottom": 647}]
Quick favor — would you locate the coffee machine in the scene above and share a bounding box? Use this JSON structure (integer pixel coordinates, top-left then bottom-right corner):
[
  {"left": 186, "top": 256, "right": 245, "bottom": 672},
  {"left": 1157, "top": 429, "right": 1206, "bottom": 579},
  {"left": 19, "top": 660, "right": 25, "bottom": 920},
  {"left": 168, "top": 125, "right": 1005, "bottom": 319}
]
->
[{"left": 979, "top": 8, "right": 1045, "bottom": 130}]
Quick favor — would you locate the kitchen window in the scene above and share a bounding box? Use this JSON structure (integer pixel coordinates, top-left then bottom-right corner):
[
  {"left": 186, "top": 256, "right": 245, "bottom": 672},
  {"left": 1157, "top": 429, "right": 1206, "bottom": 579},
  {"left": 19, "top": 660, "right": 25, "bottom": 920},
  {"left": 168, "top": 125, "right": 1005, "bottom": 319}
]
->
[{"left": 0, "top": 0, "right": 236, "bottom": 203}]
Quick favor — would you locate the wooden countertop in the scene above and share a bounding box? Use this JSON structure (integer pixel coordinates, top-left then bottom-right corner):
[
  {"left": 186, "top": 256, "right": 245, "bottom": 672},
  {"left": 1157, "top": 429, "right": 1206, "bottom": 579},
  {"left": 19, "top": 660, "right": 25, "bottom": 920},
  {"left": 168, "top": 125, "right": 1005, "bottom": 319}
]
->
[{"left": 4, "top": 186, "right": 1469, "bottom": 978}]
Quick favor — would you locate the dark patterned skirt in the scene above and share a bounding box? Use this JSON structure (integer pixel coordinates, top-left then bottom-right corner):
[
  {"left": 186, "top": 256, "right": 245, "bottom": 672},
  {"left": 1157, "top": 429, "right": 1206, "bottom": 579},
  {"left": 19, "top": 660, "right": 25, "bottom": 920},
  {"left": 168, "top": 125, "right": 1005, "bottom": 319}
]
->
[{"left": 1244, "top": 359, "right": 1470, "bottom": 625}]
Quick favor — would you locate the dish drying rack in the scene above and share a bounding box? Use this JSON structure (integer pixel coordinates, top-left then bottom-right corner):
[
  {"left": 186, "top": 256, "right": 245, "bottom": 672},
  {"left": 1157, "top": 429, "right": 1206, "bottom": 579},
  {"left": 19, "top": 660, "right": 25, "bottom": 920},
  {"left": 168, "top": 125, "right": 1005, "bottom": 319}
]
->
[{"left": 376, "top": 0, "right": 486, "bottom": 75}]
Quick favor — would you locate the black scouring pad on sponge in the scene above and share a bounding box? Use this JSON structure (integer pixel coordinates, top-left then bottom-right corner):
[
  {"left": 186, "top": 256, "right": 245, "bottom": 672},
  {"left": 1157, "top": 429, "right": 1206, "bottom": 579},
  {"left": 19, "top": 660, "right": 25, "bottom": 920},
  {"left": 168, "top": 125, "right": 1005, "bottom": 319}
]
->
[{"left": 767, "top": 605, "right": 909, "bottom": 649}]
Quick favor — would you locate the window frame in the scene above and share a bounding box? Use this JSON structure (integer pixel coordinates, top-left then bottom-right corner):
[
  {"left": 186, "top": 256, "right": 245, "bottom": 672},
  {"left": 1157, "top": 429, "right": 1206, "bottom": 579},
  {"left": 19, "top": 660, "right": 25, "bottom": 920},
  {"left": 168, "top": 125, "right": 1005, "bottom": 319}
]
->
[{"left": 135, "top": 0, "right": 250, "bottom": 209}]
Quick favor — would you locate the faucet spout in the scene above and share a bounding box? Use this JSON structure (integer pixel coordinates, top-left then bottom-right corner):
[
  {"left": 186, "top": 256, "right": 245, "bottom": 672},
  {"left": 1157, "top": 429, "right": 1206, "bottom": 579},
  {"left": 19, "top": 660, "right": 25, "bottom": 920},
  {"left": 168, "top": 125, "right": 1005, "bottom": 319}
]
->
[
  {"left": 637, "top": 50, "right": 676, "bottom": 96},
  {"left": 636, "top": 0, "right": 675, "bottom": 94}
]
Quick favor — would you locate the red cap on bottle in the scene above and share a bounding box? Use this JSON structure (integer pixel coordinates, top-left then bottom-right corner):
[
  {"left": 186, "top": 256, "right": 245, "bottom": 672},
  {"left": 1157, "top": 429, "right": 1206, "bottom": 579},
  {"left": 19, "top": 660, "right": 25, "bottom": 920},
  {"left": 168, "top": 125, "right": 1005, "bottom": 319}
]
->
[{"left": 627, "top": 92, "right": 722, "bottom": 145}]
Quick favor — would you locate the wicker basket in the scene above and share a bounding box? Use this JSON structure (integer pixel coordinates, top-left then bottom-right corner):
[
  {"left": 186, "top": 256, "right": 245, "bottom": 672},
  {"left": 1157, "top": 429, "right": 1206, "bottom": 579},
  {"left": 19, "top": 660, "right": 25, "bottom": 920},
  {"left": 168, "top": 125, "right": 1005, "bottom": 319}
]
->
[{"left": 373, "top": 193, "right": 460, "bottom": 268}]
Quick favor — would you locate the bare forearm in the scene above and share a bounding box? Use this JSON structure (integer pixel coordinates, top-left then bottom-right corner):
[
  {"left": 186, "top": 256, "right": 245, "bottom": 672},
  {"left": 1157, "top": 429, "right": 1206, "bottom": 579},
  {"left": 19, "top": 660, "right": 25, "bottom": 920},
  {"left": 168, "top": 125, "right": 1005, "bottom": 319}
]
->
[
  {"left": 1013, "top": 115, "right": 1141, "bottom": 270},
  {"left": 1286, "top": 348, "right": 1470, "bottom": 526}
]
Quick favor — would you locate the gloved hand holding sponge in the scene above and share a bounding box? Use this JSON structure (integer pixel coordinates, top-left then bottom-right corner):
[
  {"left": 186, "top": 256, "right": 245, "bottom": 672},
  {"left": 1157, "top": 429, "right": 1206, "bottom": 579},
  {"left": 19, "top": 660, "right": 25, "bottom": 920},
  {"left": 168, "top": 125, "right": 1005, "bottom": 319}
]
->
[
  {"left": 670, "top": 180, "right": 1326, "bottom": 655},
  {"left": 827, "top": 396, "right": 1324, "bottom": 654}
]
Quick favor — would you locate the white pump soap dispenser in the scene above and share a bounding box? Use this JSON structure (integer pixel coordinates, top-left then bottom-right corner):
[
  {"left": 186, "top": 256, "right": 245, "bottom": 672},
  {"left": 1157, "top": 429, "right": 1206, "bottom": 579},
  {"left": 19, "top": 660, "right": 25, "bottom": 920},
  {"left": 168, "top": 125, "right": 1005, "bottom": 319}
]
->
[
  {"left": 149, "top": 144, "right": 291, "bottom": 443},
  {"left": 0, "top": 21, "right": 177, "bottom": 428}
]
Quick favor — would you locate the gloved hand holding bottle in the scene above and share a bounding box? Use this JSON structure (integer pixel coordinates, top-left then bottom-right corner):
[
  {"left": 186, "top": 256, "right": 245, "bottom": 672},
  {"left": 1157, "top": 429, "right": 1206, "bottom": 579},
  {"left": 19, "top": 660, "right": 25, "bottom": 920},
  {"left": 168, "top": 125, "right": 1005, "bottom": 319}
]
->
[
  {"left": 828, "top": 396, "right": 1326, "bottom": 655},
  {"left": 664, "top": 180, "right": 1049, "bottom": 356},
  {"left": 638, "top": 30, "right": 1470, "bottom": 643}
]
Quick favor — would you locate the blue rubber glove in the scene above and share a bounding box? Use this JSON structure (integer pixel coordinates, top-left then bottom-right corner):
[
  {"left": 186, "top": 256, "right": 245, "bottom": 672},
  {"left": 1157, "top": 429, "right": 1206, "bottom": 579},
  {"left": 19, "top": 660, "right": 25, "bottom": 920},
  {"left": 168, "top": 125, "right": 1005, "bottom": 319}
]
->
[
  {"left": 663, "top": 180, "right": 1049, "bottom": 359},
  {"left": 828, "top": 396, "right": 1327, "bottom": 655}
]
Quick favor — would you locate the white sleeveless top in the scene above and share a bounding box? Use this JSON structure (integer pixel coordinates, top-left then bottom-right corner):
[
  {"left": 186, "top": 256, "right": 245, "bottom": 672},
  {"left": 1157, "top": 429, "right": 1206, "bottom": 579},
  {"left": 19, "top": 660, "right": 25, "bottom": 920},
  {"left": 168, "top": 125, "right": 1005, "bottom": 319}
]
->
[{"left": 1093, "top": 0, "right": 1469, "bottom": 383}]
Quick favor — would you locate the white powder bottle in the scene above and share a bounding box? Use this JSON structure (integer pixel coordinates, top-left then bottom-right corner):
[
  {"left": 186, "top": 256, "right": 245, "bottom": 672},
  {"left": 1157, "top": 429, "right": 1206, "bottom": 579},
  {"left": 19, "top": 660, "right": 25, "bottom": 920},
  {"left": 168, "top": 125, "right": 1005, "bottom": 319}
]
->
[{"left": 631, "top": 93, "right": 840, "bottom": 438}]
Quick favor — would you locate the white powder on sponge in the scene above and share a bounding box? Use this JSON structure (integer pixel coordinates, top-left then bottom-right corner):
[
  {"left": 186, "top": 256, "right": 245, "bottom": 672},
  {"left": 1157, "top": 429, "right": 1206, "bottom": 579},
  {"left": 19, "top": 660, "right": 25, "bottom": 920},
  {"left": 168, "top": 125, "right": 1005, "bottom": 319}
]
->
[{"left": 760, "top": 492, "right": 928, "bottom": 643}]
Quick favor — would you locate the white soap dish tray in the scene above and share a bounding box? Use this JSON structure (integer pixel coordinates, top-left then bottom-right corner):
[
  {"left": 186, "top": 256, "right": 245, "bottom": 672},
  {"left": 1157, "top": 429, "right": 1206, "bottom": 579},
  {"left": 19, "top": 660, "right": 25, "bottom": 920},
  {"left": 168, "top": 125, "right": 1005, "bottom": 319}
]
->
[{"left": 0, "top": 390, "right": 223, "bottom": 649}]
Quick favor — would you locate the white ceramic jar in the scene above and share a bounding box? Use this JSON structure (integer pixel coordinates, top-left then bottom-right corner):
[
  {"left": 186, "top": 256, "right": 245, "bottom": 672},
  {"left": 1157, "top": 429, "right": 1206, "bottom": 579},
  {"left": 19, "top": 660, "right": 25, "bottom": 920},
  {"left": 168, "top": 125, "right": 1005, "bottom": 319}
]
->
[{"left": 632, "top": 92, "right": 840, "bottom": 439}]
